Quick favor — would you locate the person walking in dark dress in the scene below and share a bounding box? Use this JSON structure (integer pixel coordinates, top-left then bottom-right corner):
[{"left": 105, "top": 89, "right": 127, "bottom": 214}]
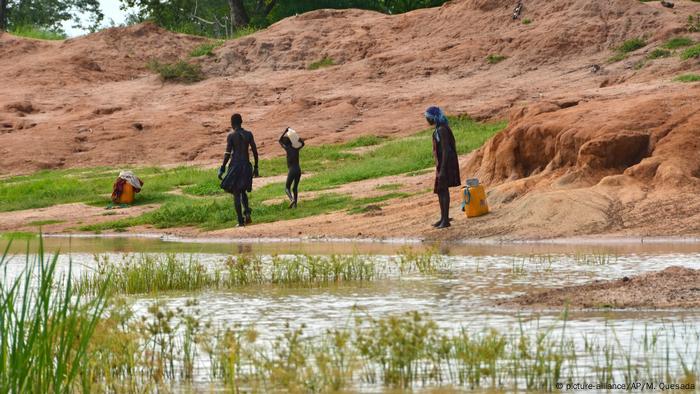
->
[
  {"left": 425, "top": 106, "right": 461, "bottom": 229},
  {"left": 218, "top": 113, "right": 259, "bottom": 227},
  {"left": 279, "top": 127, "right": 305, "bottom": 208}
]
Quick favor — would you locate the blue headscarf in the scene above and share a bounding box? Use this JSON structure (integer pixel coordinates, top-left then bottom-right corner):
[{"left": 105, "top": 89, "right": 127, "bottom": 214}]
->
[{"left": 424, "top": 106, "right": 448, "bottom": 126}]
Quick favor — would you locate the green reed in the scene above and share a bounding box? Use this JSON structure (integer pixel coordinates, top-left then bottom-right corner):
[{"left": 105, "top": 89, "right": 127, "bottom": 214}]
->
[
  {"left": 395, "top": 246, "right": 446, "bottom": 275},
  {"left": 0, "top": 238, "right": 109, "bottom": 393},
  {"left": 77, "top": 253, "right": 395, "bottom": 295}
]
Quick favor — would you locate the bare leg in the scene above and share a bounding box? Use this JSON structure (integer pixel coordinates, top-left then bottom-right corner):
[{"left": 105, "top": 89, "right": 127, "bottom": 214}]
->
[
  {"left": 241, "top": 192, "right": 252, "bottom": 224},
  {"left": 233, "top": 192, "right": 244, "bottom": 226}
]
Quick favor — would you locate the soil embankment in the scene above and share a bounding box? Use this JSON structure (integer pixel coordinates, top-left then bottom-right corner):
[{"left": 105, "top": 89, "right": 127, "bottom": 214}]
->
[
  {"left": 1, "top": 0, "right": 699, "bottom": 239},
  {"left": 502, "top": 266, "right": 700, "bottom": 309}
]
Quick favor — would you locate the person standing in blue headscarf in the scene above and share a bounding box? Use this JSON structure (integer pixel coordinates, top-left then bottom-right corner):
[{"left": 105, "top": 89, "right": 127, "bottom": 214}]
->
[{"left": 425, "top": 106, "right": 461, "bottom": 228}]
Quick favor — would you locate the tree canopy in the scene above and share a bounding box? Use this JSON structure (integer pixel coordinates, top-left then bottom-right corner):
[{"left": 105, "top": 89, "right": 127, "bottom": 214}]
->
[
  {"left": 119, "top": 0, "right": 447, "bottom": 38},
  {"left": 0, "top": 0, "right": 103, "bottom": 33}
]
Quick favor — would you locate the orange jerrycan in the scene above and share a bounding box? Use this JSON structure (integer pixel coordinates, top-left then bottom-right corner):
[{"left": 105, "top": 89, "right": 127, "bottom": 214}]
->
[
  {"left": 461, "top": 178, "right": 489, "bottom": 218},
  {"left": 118, "top": 182, "right": 135, "bottom": 204}
]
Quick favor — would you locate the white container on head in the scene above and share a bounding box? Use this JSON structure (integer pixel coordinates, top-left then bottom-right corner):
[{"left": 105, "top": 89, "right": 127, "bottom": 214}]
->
[{"left": 285, "top": 128, "right": 302, "bottom": 149}]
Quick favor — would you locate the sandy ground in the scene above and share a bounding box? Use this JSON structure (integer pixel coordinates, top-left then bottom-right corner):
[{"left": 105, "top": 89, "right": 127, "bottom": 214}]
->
[
  {"left": 501, "top": 266, "right": 700, "bottom": 309},
  {"left": 1, "top": 0, "right": 699, "bottom": 240},
  {"left": 0, "top": 203, "right": 159, "bottom": 234}
]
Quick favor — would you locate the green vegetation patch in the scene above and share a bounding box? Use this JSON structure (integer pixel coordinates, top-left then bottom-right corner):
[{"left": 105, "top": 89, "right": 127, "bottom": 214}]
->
[
  {"left": 680, "top": 44, "right": 700, "bottom": 60},
  {"left": 616, "top": 37, "right": 647, "bottom": 53},
  {"left": 607, "top": 52, "right": 628, "bottom": 63},
  {"left": 662, "top": 37, "right": 694, "bottom": 49},
  {"left": 486, "top": 54, "right": 507, "bottom": 64},
  {"left": 674, "top": 74, "right": 700, "bottom": 82},
  {"left": 522, "top": 18, "right": 532, "bottom": 25},
  {"left": 2, "top": 117, "right": 505, "bottom": 231},
  {"left": 0, "top": 231, "right": 37, "bottom": 240},
  {"left": 647, "top": 48, "right": 671, "bottom": 59},
  {"left": 343, "top": 135, "right": 385, "bottom": 148},
  {"left": 146, "top": 60, "right": 205, "bottom": 83},
  {"left": 308, "top": 56, "right": 335, "bottom": 70},
  {"left": 10, "top": 25, "right": 66, "bottom": 40},
  {"left": 189, "top": 40, "right": 225, "bottom": 57},
  {"left": 26, "top": 219, "right": 64, "bottom": 226}
]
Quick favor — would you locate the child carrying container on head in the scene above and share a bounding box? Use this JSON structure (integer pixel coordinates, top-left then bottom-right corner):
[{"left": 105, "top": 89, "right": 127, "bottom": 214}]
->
[{"left": 279, "top": 127, "right": 305, "bottom": 208}]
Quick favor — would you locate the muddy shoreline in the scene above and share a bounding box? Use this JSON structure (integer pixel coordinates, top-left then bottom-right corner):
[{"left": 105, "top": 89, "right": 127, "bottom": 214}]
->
[
  {"left": 501, "top": 266, "right": 700, "bottom": 310},
  {"left": 37, "top": 232, "right": 700, "bottom": 245}
]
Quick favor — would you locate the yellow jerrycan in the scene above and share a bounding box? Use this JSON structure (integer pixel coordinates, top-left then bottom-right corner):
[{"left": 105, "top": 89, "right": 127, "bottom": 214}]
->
[{"left": 461, "top": 178, "right": 489, "bottom": 218}]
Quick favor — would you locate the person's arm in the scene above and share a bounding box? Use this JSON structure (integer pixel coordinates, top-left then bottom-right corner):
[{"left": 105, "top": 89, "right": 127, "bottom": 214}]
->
[
  {"left": 438, "top": 126, "right": 449, "bottom": 177},
  {"left": 219, "top": 134, "right": 232, "bottom": 179},
  {"left": 298, "top": 139, "right": 305, "bottom": 150},
  {"left": 250, "top": 133, "right": 259, "bottom": 177},
  {"left": 279, "top": 130, "right": 290, "bottom": 150}
]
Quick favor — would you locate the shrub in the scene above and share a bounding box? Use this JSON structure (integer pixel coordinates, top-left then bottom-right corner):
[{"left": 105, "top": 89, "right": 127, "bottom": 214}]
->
[
  {"left": 680, "top": 44, "right": 700, "bottom": 60},
  {"left": 616, "top": 37, "right": 647, "bottom": 53},
  {"left": 522, "top": 18, "right": 532, "bottom": 25},
  {"left": 147, "top": 60, "right": 205, "bottom": 83},
  {"left": 486, "top": 54, "right": 507, "bottom": 64},
  {"left": 189, "top": 40, "right": 224, "bottom": 57},
  {"left": 647, "top": 48, "right": 671, "bottom": 59},
  {"left": 662, "top": 37, "right": 694, "bottom": 49},
  {"left": 309, "top": 56, "right": 335, "bottom": 70}
]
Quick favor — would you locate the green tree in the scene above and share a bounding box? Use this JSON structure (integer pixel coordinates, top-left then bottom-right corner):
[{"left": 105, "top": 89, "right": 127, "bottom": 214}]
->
[
  {"left": 0, "top": 0, "right": 7, "bottom": 30},
  {"left": 119, "top": 0, "right": 447, "bottom": 37},
  {"left": 1, "top": 0, "right": 103, "bottom": 33}
]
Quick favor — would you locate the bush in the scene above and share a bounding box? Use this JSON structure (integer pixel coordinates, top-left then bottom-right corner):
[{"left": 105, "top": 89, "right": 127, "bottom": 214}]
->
[
  {"left": 674, "top": 74, "right": 700, "bottom": 82},
  {"left": 308, "top": 56, "right": 335, "bottom": 70},
  {"left": 616, "top": 38, "right": 647, "bottom": 53},
  {"left": 663, "top": 37, "right": 694, "bottom": 49},
  {"left": 147, "top": 60, "right": 205, "bottom": 83},
  {"left": 522, "top": 18, "right": 532, "bottom": 25},
  {"left": 486, "top": 54, "right": 507, "bottom": 64},
  {"left": 647, "top": 48, "right": 671, "bottom": 59},
  {"left": 189, "top": 40, "right": 224, "bottom": 57},
  {"left": 680, "top": 44, "right": 700, "bottom": 60}
]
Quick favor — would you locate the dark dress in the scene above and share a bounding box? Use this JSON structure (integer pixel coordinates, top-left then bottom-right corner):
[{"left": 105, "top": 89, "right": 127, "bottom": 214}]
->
[
  {"left": 432, "top": 124, "right": 461, "bottom": 193},
  {"left": 221, "top": 128, "right": 256, "bottom": 194}
]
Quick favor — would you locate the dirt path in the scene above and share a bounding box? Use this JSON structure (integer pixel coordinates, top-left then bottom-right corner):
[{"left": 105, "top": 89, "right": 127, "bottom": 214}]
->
[
  {"left": 500, "top": 266, "right": 700, "bottom": 309},
  {"left": 0, "top": 203, "right": 160, "bottom": 234}
]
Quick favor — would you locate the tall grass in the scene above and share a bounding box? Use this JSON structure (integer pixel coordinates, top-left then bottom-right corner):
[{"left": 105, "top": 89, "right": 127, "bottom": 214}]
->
[
  {"left": 77, "top": 249, "right": 449, "bottom": 295},
  {"left": 0, "top": 239, "right": 109, "bottom": 392},
  {"left": 77, "top": 253, "right": 392, "bottom": 294}
]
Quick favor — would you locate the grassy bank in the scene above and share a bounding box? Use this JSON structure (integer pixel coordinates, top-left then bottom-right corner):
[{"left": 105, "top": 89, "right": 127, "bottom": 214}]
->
[{"left": 0, "top": 117, "right": 505, "bottom": 231}]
